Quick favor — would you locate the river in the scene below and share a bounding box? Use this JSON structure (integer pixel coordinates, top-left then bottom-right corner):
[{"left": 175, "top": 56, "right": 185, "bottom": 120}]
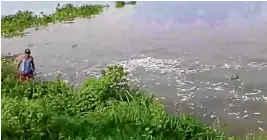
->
[{"left": 1, "top": 1, "right": 267, "bottom": 137}]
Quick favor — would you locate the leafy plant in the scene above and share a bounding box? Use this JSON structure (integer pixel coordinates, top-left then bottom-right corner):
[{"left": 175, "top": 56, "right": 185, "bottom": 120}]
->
[{"left": 115, "top": 1, "right": 126, "bottom": 8}]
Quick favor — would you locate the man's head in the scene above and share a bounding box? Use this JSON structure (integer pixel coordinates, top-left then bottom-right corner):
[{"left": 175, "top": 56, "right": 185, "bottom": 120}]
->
[{"left": 24, "top": 49, "right": 31, "bottom": 57}]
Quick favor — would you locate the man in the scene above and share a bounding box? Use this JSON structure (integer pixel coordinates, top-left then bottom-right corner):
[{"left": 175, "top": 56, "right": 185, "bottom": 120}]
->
[{"left": 16, "top": 49, "right": 36, "bottom": 82}]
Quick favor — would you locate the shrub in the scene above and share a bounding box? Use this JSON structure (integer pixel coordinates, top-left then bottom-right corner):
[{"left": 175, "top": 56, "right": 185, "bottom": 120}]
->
[{"left": 115, "top": 1, "right": 126, "bottom": 8}]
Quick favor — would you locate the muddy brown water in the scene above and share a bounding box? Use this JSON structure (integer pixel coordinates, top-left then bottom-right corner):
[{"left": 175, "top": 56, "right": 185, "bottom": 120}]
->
[{"left": 2, "top": 2, "right": 267, "bottom": 137}]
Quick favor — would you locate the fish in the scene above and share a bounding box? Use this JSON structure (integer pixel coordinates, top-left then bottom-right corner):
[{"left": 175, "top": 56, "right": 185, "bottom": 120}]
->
[
  {"left": 76, "top": 71, "right": 79, "bottom": 78},
  {"left": 245, "top": 90, "right": 262, "bottom": 96},
  {"left": 214, "top": 86, "right": 224, "bottom": 91},
  {"left": 190, "top": 107, "right": 195, "bottom": 110},
  {"left": 258, "top": 127, "right": 264, "bottom": 132},
  {"left": 223, "top": 82, "right": 230, "bottom": 86},
  {"left": 228, "top": 113, "right": 234, "bottom": 116},
  {"left": 181, "top": 97, "right": 189, "bottom": 102},
  {"left": 253, "top": 112, "right": 262, "bottom": 115},
  {"left": 257, "top": 121, "right": 264, "bottom": 124},
  {"left": 212, "top": 82, "right": 222, "bottom": 86},
  {"left": 221, "top": 64, "right": 231, "bottom": 69},
  {"left": 210, "top": 114, "right": 217, "bottom": 119},
  {"left": 242, "top": 115, "right": 248, "bottom": 119}
]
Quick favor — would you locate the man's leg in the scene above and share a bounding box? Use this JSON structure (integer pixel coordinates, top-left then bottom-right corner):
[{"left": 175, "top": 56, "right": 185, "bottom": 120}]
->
[
  {"left": 19, "top": 73, "right": 26, "bottom": 83},
  {"left": 27, "top": 71, "right": 34, "bottom": 81}
]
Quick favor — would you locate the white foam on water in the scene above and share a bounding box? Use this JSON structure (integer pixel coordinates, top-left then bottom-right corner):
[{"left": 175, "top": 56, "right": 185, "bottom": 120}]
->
[{"left": 36, "top": 54, "right": 267, "bottom": 133}]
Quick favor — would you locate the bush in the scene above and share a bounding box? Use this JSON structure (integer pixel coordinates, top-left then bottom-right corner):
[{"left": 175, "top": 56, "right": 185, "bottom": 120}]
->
[
  {"left": 115, "top": 1, "right": 137, "bottom": 8},
  {"left": 115, "top": 1, "right": 126, "bottom": 8},
  {"left": 1, "top": 56, "right": 17, "bottom": 82}
]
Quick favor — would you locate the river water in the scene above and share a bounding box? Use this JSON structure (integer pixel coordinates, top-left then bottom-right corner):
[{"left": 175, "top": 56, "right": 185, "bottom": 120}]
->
[{"left": 2, "top": 1, "right": 267, "bottom": 137}]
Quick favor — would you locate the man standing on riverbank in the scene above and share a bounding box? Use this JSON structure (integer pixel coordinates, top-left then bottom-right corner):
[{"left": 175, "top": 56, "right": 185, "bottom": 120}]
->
[{"left": 16, "top": 49, "right": 36, "bottom": 82}]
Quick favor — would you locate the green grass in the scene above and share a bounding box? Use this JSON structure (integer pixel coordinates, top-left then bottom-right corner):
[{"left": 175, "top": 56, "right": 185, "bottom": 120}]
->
[
  {"left": 1, "top": 56, "right": 266, "bottom": 140},
  {"left": 1, "top": 3, "right": 105, "bottom": 38}
]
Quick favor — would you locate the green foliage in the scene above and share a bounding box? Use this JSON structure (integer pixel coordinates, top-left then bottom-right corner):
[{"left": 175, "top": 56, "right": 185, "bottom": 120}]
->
[
  {"left": 127, "top": 1, "right": 137, "bottom": 5},
  {"left": 1, "top": 3, "right": 104, "bottom": 38},
  {"left": 115, "top": 1, "right": 137, "bottom": 8},
  {"left": 1, "top": 57, "right": 266, "bottom": 140},
  {"left": 1, "top": 10, "right": 35, "bottom": 37},
  {"left": 115, "top": 1, "right": 126, "bottom": 8},
  {"left": 1, "top": 56, "right": 17, "bottom": 81}
]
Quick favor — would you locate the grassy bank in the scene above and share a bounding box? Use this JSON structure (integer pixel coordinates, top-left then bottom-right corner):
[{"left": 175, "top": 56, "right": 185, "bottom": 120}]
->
[
  {"left": 1, "top": 56, "right": 266, "bottom": 140},
  {"left": 1, "top": 3, "right": 105, "bottom": 38}
]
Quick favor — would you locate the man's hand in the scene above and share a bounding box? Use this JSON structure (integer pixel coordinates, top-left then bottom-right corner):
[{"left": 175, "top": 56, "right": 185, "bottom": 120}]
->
[
  {"left": 16, "top": 70, "right": 20, "bottom": 77},
  {"left": 33, "top": 70, "right": 37, "bottom": 76}
]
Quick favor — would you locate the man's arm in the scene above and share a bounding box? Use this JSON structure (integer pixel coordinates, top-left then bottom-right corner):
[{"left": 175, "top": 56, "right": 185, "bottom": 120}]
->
[
  {"left": 31, "top": 57, "right": 35, "bottom": 71},
  {"left": 17, "top": 59, "right": 22, "bottom": 71}
]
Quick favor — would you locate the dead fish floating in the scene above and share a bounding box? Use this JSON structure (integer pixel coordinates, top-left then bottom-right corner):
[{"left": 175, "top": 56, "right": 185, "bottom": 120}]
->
[
  {"left": 257, "top": 121, "right": 264, "bottom": 124},
  {"left": 245, "top": 90, "right": 262, "bottom": 96},
  {"left": 258, "top": 127, "right": 264, "bottom": 132},
  {"left": 253, "top": 112, "right": 262, "bottom": 116},
  {"left": 262, "top": 95, "right": 267, "bottom": 101},
  {"left": 242, "top": 114, "right": 249, "bottom": 119},
  {"left": 230, "top": 73, "right": 239, "bottom": 80}
]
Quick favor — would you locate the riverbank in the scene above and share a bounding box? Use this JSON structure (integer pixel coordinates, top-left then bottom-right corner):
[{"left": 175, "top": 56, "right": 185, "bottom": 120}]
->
[
  {"left": 1, "top": 2, "right": 137, "bottom": 38},
  {"left": 0, "top": 57, "right": 221, "bottom": 139},
  {"left": 1, "top": 56, "right": 266, "bottom": 140},
  {"left": 1, "top": 3, "right": 105, "bottom": 38}
]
